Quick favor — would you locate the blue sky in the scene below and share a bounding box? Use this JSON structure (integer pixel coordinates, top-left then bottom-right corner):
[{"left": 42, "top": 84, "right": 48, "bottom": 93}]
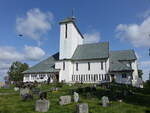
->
[{"left": 0, "top": 0, "right": 150, "bottom": 81}]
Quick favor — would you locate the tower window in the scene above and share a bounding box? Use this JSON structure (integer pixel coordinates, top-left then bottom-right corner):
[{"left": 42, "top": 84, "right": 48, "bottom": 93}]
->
[
  {"left": 76, "top": 63, "right": 78, "bottom": 71},
  {"left": 65, "top": 24, "right": 67, "bottom": 38},
  {"left": 88, "top": 62, "right": 90, "bottom": 70},
  {"left": 63, "top": 62, "right": 65, "bottom": 70}
]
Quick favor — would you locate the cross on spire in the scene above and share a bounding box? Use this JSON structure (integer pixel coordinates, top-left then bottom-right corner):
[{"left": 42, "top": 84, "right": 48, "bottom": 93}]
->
[{"left": 71, "top": 8, "right": 75, "bottom": 19}]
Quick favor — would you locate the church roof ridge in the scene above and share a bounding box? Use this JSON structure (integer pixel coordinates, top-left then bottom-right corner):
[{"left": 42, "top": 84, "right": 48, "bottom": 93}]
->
[
  {"left": 59, "top": 17, "right": 76, "bottom": 24},
  {"left": 78, "top": 41, "right": 109, "bottom": 46}
]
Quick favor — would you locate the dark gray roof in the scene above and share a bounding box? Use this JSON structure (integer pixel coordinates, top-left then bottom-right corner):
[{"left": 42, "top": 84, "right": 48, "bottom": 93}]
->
[
  {"left": 23, "top": 53, "right": 59, "bottom": 74},
  {"left": 72, "top": 42, "right": 109, "bottom": 60},
  {"left": 109, "top": 50, "right": 136, "bottom": 72},
  {"left": 109, "top": 60, "right": 132, "bottom": 72},
  {"left": 110, "top": 50, "right": 137, "bottom": 61}
]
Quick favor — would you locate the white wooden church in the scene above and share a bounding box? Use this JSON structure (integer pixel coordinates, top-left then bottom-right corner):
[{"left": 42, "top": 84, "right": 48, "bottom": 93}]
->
[{"left": 23, "top": 17, "right": 142, "bottom": 87}]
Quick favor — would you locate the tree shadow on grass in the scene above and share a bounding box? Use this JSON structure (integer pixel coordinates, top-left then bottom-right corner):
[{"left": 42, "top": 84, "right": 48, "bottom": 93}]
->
[
  {"left": 123, "top": 93, "right": 150, "bottom": 108},
  {"left": 73, "top": 86, "right": 150, "bottom": 108}
]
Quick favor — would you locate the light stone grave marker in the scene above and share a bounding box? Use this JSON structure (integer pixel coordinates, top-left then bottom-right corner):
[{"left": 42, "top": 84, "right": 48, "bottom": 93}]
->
[
  {"left": 35, "top": 99, "right": 50, "bottom": 112},
  {"left": 59, "top": 95, "right": 71, "bottom": 105},
  {"left": 76, "top": 103, "right": 89, "bottom": 113},
  {"left": 14, "top": 87, "right": 19, "bottom": 91},
  {"left": 73, "top": 92, "right": 79, "bottom": 102},
  {"left": 20, "top": 88, "right": 30, "bottom": 96},
  {"left": 101, "top": 96, "right": 109, "bottom": 107}
]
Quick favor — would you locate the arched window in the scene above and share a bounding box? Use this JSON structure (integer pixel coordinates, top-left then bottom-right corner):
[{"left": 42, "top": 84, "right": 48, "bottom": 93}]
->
[
  {"left": 76, "top": 75, "right": 78, "bottom": 81},
  {"left": 86, "top": 74, "right": 88, "bottom": 81},
  {"left": 88, "top": 62, "right": 90, "bottom": 70},
  {"left": 101, "top": 62, "right": 103, "bottom": 70},
  {"left": 72, "top": 75, "right": 74, "bottom": 81},
  {"left": 76, "top": 63, "right": 78, "bottom": 71},
  {"left": 63, "top": 62, "right": 65, "bottom": 70},
  {"left": 99, "top": 74, "right": 101, "bottom": 80},
  {"left": 79, "top": 75, "right": 80, "bottom": 81},
  {"left": 91, "top": 74, "right": 93, "bottom": 81},
  {"left": 102, "top": 74, "right": 103, "bottom": 80},
  {"left": 89, "top": 74, "right": 90, "bottom": 81}
]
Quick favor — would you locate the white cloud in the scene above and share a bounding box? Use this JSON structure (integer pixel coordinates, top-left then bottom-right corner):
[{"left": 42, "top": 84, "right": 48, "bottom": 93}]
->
[
  {"left": 140, "top": 60, "right": 150, "bottom": 68},
  {"left": 0, "top": 45, "right": 45, "bottom": 62},
  {"left": 0, "top": 69, "right": 8, "bottom": 81},
  {"left": 16, "top": 8, "right": 53, "bottom": 45},
  {"left": 0, "top": 45, "right": 45, "bottom": 81},
  {"left": 24, "top": 45, "right": 45, "bottom": 60},
  {"left": 0, "top": 61, "right": 11, "bottom": 70},
  {"left": 0, "top": 47, "right": 24, "bottom": 61},
  {"left": 0, "top": 61, "right": 10, "bottom": 81},
  {"left": 83, "top": 31, "right": 101, "bottom": 44},
  {"left": 116, "top": 16, "right": 150, "bottom": 47}
]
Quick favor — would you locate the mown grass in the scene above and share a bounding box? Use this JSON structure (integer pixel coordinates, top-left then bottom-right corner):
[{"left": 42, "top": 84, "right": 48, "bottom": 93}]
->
[{"left": 0, "top": 84, "right": 149, "bottom": 113}]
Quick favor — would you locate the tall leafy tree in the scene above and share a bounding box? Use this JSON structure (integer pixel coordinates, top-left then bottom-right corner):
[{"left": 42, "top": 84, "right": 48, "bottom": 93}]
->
[
  {"left": 138, "top": 69, "right": 143, "bottom": 78},
  {"left": 7, "top": 61, "right": 29, "bottom": 82}
]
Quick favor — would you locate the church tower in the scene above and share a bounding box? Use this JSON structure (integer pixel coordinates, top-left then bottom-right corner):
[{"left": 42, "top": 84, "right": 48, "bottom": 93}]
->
[{"left": 59, "top": 17, "right": 84, "bottom": 60}]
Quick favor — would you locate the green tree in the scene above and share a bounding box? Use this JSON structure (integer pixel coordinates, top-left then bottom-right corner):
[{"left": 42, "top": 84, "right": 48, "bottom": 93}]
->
[
  {"left": 7, "top": 61, "right": 29, "bottom": 82},
  {"left": 138, "top": 69, "right": 143, "bottom": 78}
]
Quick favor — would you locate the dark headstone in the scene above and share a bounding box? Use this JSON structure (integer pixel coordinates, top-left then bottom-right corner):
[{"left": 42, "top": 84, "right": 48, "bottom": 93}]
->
[
  {"left": 51, "top": 87, "right": 59, "bottom": 92},
  {"left": 39, "top": 92, "right": 47, "bottom": 100},
  {"left": 21, "top": 94, "right": 33, "bottom": 101},
  {"left": 32, "top": 88, "right": 40, "bottom": 95},
  {"left": 86, "top": 92, "right": 91, "bottom": 98}
]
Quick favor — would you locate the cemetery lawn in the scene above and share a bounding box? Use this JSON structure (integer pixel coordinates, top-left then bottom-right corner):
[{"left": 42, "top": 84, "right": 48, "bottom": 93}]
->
[{"left": 0, "top": 84, "right": 150, "bottom": 113}]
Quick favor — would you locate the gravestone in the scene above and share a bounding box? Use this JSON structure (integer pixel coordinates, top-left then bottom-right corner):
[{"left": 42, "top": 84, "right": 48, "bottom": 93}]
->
[
  {"left": 32, "top": 88, "right": 40, "bottom": 95},
  {"left": 35, "top": 99, "right": 50, "bottom": 112},
  {"left": 123, "top": 90, "right": 128, "bottom": 96},
  {"left": 73, "top": 92, "right": 79, "bottom": 102},
  {"left": 68, "top": 83, "right": 72, "bottom": 86},
  {"left": 14, "top": 87, "right": 19, "bottom": 91},
  {"left": 51, "top": 87, "right": 59, "bottom": 92},
  {"left": 3, "top": 84, "right": 10, "bottom": 89},
  {"left": 86, "top": 92, "right": 91, "bottom": 99},
  {"left": 20, "top": 88, "right": 30, "bottom": 96},
  {"left": 76, "top": 103, "right": 89, "bottom": 113},
  {"left": 93, "top": 84, "right": 97, "bottom": 88},
  {"left": 101, "top": 96, "right": 109, "bottom": 107},
  {"left": 21, "top": 94, "right": 33, "bottom": 101},
  {"left": 0, "top": 82, "right": 5, "bottom": 88},
  {"left": 118, "top": 99, "right": 123, "bottom": 102},
  {"left": 59, "top": 95, "right": 71, "bottom": 105},
  {"left": 39, "top": 91, "right": 47, "bottom": 100}
]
